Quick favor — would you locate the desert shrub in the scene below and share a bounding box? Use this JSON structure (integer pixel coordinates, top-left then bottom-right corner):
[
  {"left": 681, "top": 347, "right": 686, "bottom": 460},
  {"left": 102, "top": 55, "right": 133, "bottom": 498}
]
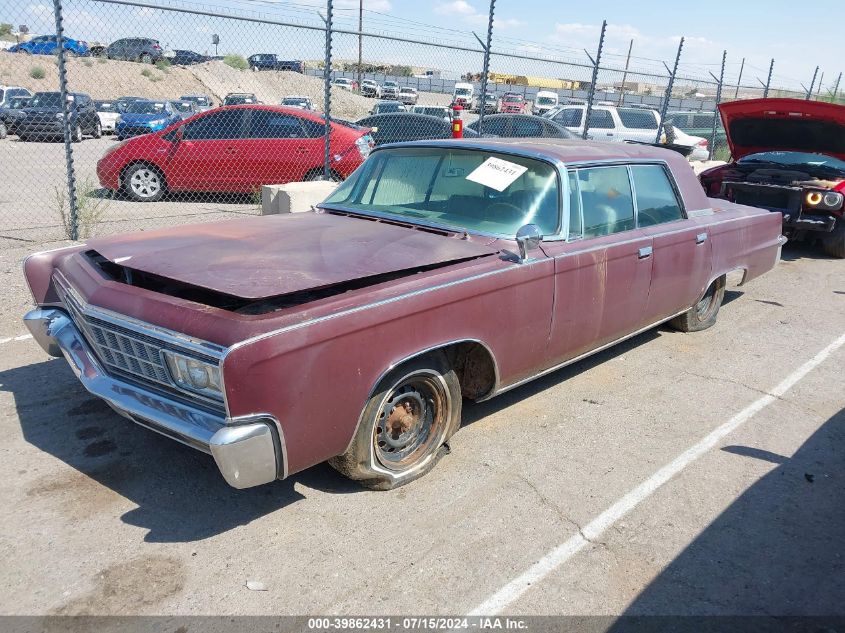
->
[
  {"left": 223, "top": 54, "right": 248, "bottom": 70},
  {"left": 29, "top": 66, "right": 46, "bottom": 79}
]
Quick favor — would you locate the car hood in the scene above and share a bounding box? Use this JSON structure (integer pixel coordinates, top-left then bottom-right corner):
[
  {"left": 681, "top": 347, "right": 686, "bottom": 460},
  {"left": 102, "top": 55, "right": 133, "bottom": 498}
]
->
[
  {"left": 119, "top": 113, "right": 171, "bottom": 125},
  {"left": 719, "top": 98, "right": 845, "bottom": 160},
  {"left": 85, "top": 212, "right": 498, "bottom": 300}
]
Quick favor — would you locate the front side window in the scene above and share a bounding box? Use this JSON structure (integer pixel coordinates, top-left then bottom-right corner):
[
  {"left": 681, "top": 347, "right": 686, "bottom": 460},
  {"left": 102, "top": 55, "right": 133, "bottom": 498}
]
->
[
  {"left": 183, "top": 110, "right": 245, "bottom": 140},
  {"left": 322, "top": 147, "right": 561, "bottom": 237},
  {"left": 631, "top": 165, "right": 684, "bottom": 226},
  {"left": 577, "top": 166, "right": 635, "bottom": 237},
  {"left": 588, "top": 109, "right": 615, "bottom": 129},
  {"left": 248, "top": 110, "right": 305, "bottom": 138},
  {"left": 553, "top": 108, "right": 583, "bottom": 127},
  {"left": 511, "top": 118, "right": 543, "bottom": 137}
]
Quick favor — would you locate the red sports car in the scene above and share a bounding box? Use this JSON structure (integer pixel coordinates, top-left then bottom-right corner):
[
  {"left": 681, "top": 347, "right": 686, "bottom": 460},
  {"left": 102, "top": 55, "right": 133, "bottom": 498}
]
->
[
  {"left": 699, "top": 98, "right": 845, "bottom": 258},
  {"left": 97, "top": 105, "right": 373, "bottom": 201}
]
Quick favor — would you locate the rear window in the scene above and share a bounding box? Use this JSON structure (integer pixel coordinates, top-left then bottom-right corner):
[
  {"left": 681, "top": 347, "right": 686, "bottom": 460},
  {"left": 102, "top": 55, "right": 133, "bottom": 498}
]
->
[
  {"left": 619, "top": 108, "right": 658, "bottom": 129},
  {"left": 630, "top": 165, "right": 684, "bottom": 226}
]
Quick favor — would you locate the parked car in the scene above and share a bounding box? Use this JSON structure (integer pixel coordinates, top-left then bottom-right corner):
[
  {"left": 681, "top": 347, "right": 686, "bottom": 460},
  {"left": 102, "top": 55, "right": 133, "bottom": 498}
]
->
[
  {"left": 115, "top": 100, "right": 182, "bottom": 140},
  {"left": 361, "top": 79, "right": 381, "bottom": 98},
  {"left": 168, "top": 49, "right": 209, "bottom": 65},
  {"left": 479, "top": 92, "right": 498, "bottom": 114},
  {"left": 96, "top": 105, "right": 372, "bottom": 201},
  {"left": 369, "top": 100, "right": 407, "bottom": 115},
  {"left": 411, "top": 105, "right": 451, "bottom": 121},
  {"left": 106, "top": 37, "right": 164, "bottom": 63},
  {"left": 398, "top": 86, "right": 419, "bottom": 106},
  {"left": 452, "top": 82, "right": 474, "bottom": 108},
  {"left": 332, "top": 77, "right": 358, "bottom": 91},
  {"left": 664, "top": 125, "right": 709, "bottom": 162},
  {"left": 8, "top": 34, "right": 90, "bottom": 57},
  {"left": 468, "top": 114, "right": 574, "bottom": 139},
  {"left": 115, "top": 96, "right": 145, "bottom": 113},
  {"left": 549, "top": 104, "right": 660, "bottom": 143},
  {"left": 94, "top": 100, "right": 121, "bottom": 134},
  {"left": 281, "top": 96, "right": 314, "bottom": 110},
  {"left": 89, "top": 44, "right": 106, "bottom": 57},
  {"left": 169, "top": 99, "right": 198, "bottom": 120},
  {"left": 666, "top": 110, "right": 727, "bottom": 149},
  {"left": 0, "top": 86, "right": 32, "bottom": 109},
  {"left": 223, "top": 93, "right": 259, "bottom": 106},
  {"left": 24, "top": 139, "right": 785, "bottom": 490},
  {"left": 16, "top": 91, "right": 101, "bottom": 142},
  {"left": 355, "top": 112, "right": 478, "bottom": 146},
  {"left": 0, "top": 94, "right": 32, "bottom": 137},
  {"left": 533, "top": 91, "right": 559, "bottom": 116},
  {"left": 180, "top": 94, "right": 214, "bottom": 112},
  {"left": 699, "top": 98, "right": 845, "bottom": 258},
  {"left": 382, "top": 80, "right": 400, "bottom": 100},
  {"left": 247, "top": 53, "right": 304, "bottom": 73},
  {"left": 499, "top": 93, "right": 526, "bottom": 114}
]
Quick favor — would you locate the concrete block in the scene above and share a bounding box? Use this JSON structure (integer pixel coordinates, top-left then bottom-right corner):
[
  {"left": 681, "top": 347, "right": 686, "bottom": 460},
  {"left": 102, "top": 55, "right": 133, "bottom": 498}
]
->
[{"left": 261, "top": 181, "right": 339, "bottom": 215}]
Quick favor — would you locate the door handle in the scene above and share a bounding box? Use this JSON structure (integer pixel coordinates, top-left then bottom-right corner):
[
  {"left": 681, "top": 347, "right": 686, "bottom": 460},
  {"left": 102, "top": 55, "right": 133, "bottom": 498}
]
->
[
  {"left": 638, "top": 246, "right": 653, "bottom": 259},
  {"left": 695, "top": 232, "right": 708, "bottom": 244}
]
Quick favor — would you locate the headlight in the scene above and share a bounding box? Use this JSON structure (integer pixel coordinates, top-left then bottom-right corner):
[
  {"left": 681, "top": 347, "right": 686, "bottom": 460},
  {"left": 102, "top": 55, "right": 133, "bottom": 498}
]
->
[
  {"left": 823, "top": 192, "right": 843, "bottom": 209},
  {"left": 55, "top": 112, "right": 64, "bottom": 119},
  {"left": 804, "top": 190, "right": 844, "bottom": 211},
  {"left": 162, "top": 351, "right": 223, "bottom": 399}
]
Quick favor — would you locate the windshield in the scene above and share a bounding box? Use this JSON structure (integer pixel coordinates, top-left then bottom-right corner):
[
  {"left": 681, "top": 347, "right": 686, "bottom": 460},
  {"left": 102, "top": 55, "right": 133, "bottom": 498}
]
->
[
  {"left": 28, "top": 93, "right": 67, "bottom": 108},
  {"left": 385, "top": 82, "right": 398, "bottom": 88},
  {"left": 322, "top": 147, "right": 560, "bottom": 236},
  {"left": 95, "top": 101, "right": 119, "bottom": 112},
  {"left": 11, "top": 96, "right": 30, "bottom": 108},
  {"left": 283, "top": 98, "right": 306, "bottom": 105},
  {"left": 226, "top": 96, "right": 255, "bottom": 104},
  {"left": 455, "top": 88, "right": 471, "bottom": 96},
  {"left": 537, "top": 96, "right": 556, "bottom": 105},
  {"left": 738, "top": 151, "right": 845, "bottom": 173},
  {"left": 170, "top": 101, "right": 193, "bottom": 112},
  {"left": 182, "top": 96, "right": 210, "bottom": 106},
  {"left": 126, "top": 101, "right": 167, "bottom": 114}
]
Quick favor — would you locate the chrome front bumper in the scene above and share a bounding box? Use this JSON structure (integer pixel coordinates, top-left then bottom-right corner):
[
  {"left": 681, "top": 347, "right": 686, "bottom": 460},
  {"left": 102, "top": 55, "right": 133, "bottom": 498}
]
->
[{"left": 23, "top": 308, "right": 283, "bottom": 489}]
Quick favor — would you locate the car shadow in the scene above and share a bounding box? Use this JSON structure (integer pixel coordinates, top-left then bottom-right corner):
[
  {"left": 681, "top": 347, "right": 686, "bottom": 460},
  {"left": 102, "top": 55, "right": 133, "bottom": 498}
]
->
[
  {"left": 2, "top": 357, "right": 360, "bottom": 543},
  {"left": 781, "top": 240, "right": 836, "bottom": 261},
  {"left": 607, "top": 406, "right": 845, "bottom": 623}
]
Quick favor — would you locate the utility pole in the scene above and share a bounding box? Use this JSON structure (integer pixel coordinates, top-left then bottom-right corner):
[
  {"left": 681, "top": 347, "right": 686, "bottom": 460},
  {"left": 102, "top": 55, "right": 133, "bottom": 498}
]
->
[
  {"left": 356, "top": 0, "right": 362, "bottom": 90},
  {"left": 708, "top": 50, "right": 727, "bottom": 161},
  {"left": 617, "top": 39, "right": 633, "bottom": 106},
  {"left": 733, "top": 57, "right": 745, "bottom": 99}
]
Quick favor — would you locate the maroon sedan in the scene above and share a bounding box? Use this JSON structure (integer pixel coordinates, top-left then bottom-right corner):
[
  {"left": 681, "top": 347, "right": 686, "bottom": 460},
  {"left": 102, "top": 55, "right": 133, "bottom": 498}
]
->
[
  {"left": 25, "top": 139, "right": 784, "bottom": 490},
  {"left": 96, "top": 105, "right": 373, "bottom": 201}
]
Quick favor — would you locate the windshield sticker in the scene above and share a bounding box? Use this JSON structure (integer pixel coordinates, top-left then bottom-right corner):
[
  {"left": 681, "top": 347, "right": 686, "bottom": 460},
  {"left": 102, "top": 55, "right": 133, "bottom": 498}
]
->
[{"left": 466, "top": 157, "right": 528, "bottom": 191}]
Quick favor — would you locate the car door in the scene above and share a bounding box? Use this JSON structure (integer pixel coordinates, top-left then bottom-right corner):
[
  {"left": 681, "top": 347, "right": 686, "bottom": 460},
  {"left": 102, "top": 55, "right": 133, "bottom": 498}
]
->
[
  {"left": 551, "top": 107, "right": 584, "bottom": 136},
  {"left": 107, "top": 39, "right": 126, "bottom": 60},
  {"left": 617, "top": 108, "right": 659, "bottom": 142},
  {"left": 240, "top": 109, "right": 322, "bottom": 186},
  {"left": 632, "top": 164, "right": 713, "bottom": 325},
  {"left": 165, "top": 108, "right": 247, "bottom": 191},
  {"left": 543, "top": 165, "right": 654, "bottom": 363},
  {"left": 586, "top": 108, "right": 617, "bottom": 141}
]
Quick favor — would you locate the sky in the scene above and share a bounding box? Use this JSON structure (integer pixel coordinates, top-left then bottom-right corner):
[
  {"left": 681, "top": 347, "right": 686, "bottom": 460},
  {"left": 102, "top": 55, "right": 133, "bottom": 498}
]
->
[{"left": 2, "top": 0, "right": 842, "bottom": 93}]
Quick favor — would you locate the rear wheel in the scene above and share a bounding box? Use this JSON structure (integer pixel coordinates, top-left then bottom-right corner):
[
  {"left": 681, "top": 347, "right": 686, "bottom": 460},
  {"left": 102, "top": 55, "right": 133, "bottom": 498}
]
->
[
  {"left": 329, "top": 353, "right": 462, "bottom": 490},
  {"left": 0, "top": 122, "right": 6, "bottom": 139},
  {"left": 123, "top": 163, "right": 165, "bottom": 202},
  {"left": 822, "top": 223, "right": 845, "bottom": 259},
  {"left": 139, "top": 53, "right": 152, "bottom": 64},
  {"left": 71, "top": 124, "right": 83, "bottom": 143},
  {"left": 92, "top": 120, "right": 102, "bottom": 139},
  {"left": 669, "top": 275, "right": 726, "bottom": 332}
]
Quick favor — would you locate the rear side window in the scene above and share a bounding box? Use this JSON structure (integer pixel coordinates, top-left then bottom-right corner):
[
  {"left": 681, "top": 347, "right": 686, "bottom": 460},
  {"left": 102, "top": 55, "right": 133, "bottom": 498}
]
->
[
  {"left": 618, "top": 108, "right": 658, "bottom": 130},
  {"left": 511, "top": 118, "right": 543, "bottom": 137},
  {"left": 692, "top": 113, "right": 715, "bottom": 128},
  {"left": 475, "top": 117, "right": 508, "bottom": 136},
  {"left": 631, "top": 165, "right": 684, "bottom": 227},
  {"left": 248, "top": 110, "right": 305, "bottom": 138},
  {"left": 588, "top": 109, "right": 615, "bottom": 129},
  {"left": 577, "top": 166, "right": 635, "bottom": 237}
]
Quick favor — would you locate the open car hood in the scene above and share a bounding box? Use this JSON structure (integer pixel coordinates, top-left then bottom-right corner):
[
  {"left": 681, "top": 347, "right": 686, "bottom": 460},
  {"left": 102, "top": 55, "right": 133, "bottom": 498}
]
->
[
  {"left": 85, "top": 213, "right": 498, "bottom": 301},
  {"left": 719, "top": 98, "right": 845, "bottom": 161}
]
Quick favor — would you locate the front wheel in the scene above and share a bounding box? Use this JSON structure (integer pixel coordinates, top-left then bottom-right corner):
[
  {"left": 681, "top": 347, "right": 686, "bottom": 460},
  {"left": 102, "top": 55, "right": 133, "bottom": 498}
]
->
[
  {"left": 329, "top": 352, "right": 462, "bottom": 490},
  {"left": 71, "top": 124, "right": 82, "bottom": 143},
  {"left": 822, "top": 222, "right": 845, "bottom": 259},
  {"left": 669, "top": 275, "right": 726, "bottom": 332},
  {"left": 123, "top": 163, "right": 165, "bottom": 202},
  {"left": 92, "top": 120, "right": 102, "bottom": 139}
]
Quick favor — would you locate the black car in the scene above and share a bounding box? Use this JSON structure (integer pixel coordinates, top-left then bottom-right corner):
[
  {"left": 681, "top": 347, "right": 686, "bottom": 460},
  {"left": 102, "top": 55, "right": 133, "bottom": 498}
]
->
[
  {"left": 247, "top": 53, "right": 304, "bottom": 73},
  {"left": 355, "top": 113, "right": 480, "bottom": 146},
  {"left": 16, "top": 91, "right": 101, "bottom": 142},
  {"left": 468, "top": 114, "right": 574, "bottom": 138},
  {"left": 170, "top": 49, "right": 209, "bottom": 65},
  {"left": 0, "top": 94, "right": 33, "bottom": 137},
  {"left": 106, "top": 37, "right": 164, "bottom": 63},
  {"left": 222, "top": 93, "right": 259, "bottom": 106}
]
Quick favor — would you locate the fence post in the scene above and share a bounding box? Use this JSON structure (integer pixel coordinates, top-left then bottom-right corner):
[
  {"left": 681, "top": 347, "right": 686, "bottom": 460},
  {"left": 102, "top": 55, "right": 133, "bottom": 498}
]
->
[
  {"left": 52, "top": 0, "right": 78, "bottom": 240},
  {"left": 656, "top": 37, "right": 684, "bottom": 144},
  {"left": 708, "top": 50, "right": 726, "bottom": 161},
  {"left": 582, "top": 20, "right": 606, "bottom": 141},
  {"left": 321, "top": 0, "right": 333, "bottom": 180},
  {"left": 476, "top": 0, "right": 495, "bottom": 133},
  {"left": 733, "top": 57, "right": 745, "bottom": 99},
  {"left": 805, "top": 66, "right": 819, "bottom": 100},
  {"left": 617, "top": 39, "right": 633, "bottom": 106},
  {"left": 832, "top": 72, "right": 842, "bottom": 103},
  {"left": 764, "top": 59, "right": 774, "bottom": 98}
]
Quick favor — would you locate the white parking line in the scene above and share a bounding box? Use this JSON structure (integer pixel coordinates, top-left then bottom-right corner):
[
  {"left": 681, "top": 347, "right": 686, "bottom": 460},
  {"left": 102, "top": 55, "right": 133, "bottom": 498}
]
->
[
  {"left": 468, "top": 330, "right": 845, "bottom": 616},
  {"left": 0, "top": 334, "right": 32, "bottom": 345}
]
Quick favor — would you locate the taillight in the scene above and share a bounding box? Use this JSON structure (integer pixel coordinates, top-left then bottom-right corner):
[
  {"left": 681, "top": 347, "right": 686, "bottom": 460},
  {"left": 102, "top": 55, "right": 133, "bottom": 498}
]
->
[
  {"left": 697, "top": 139, "right": 708, "bottom": 148},
  {"left": 153, "top": 44, "right": 162, "bottom": 50}
]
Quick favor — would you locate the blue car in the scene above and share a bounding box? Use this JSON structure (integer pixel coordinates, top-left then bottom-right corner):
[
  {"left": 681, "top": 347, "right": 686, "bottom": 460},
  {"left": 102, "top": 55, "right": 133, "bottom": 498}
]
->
[
  {"left": 8, "top": 35, "right": 90, "bottom": 57},
  {"left": 115, "top": 100, "right": 181, "bottom": 140}
]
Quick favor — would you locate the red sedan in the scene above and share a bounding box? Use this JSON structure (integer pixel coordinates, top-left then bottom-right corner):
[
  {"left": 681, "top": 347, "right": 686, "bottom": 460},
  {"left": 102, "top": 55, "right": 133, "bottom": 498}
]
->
[{"left": 97, "top": 105, "right": 373, "bottom": 201}]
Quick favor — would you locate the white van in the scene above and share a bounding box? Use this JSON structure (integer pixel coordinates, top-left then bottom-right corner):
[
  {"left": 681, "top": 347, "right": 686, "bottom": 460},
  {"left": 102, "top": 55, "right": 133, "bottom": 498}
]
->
[
  {"left": 532, "top": 91, "right": 558, "bottom": 116},
  {"left": 452, "top": 82, "right": 474, "bottom": 109}
]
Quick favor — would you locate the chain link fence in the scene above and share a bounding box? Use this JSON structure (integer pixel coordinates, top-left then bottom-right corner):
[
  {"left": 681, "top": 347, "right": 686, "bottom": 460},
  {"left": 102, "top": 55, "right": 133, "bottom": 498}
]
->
[{"left": 0, "top": 0, "right": 842, "bottom": 245}]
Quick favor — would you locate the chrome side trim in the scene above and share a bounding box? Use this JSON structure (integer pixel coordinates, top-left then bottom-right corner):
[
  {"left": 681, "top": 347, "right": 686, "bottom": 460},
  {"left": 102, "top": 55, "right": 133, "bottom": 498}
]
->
[
  {"left": 484, "top": 307, "right": 690, "bottom": 399},
  {"left": 341, "top": 338, "right": 500, "bottom": 455}
]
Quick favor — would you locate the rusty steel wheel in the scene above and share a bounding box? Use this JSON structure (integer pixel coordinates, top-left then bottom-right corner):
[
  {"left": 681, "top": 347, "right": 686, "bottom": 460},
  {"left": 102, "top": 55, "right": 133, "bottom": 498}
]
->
[{"left": 329, "top": 352, "right": 462, "bottom": 490}]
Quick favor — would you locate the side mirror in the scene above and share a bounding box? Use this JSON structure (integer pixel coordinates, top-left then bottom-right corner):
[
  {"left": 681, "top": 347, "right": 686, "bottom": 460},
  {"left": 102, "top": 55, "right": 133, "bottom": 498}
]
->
[
  {"left": 170, "top": 126, "right": 184, "bottom": 143},
  {"left": 516, "top": 224, "right": 543, "bottom": 262}
]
